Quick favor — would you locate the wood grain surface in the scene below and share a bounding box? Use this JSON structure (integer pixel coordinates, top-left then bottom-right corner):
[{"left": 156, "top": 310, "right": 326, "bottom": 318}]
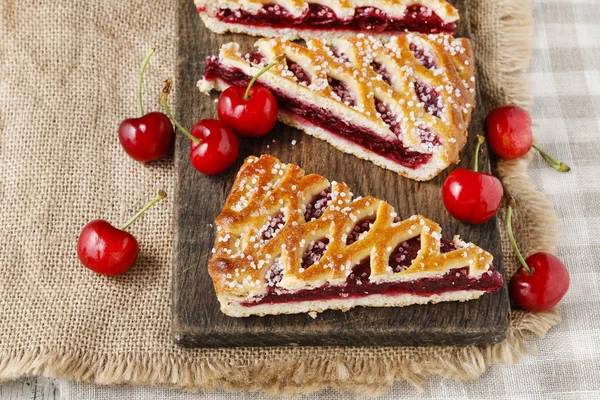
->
[{"left": 172, "top": 0, "right": 510, "bottom": 348}]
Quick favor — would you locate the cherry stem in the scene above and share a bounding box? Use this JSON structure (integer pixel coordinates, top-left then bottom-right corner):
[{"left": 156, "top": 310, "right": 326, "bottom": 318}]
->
[
  {"left": 161, "top": 78, "right": 200, "bottom": 145},
  {"left": 506, "top": 197, "right": 532, "bottom": 274},
  {"left": 138, "top": 48, "right": 156, "bottom": 117},
  {"left": 532, "top": 143, "right": 571, "bottom": 172},
  {"left": 121, "top": 190, "right": 167, "bottom": 231},
  {"left": 243, "top": 54, "right": 285, "bottom": 100},
  {"left": 473, "top": 135, "right": 485, "bottom": 172}
]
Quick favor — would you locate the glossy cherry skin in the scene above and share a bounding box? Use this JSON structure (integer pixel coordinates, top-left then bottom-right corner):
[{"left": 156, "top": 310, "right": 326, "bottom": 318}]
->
[
  {"left": 442, "top": 168, "right": 504, "bottom": 224},
  {"left": 118, "top": 112, "right": 175, "bottom": 162},
  {"left": 189, "top": 119, "right": 239, "bottom": 174},
  {"left": 509, "top": 252, "right": 570, "bottom": 312},
  {"left": 217, "top": 85, "right": 278, "bottom": 137},
  {"left": 77, "top": 220, "right": 139, "bottom": 276},
  {"left": 485, "top": 105, "right": 533, "bottom": 159}
]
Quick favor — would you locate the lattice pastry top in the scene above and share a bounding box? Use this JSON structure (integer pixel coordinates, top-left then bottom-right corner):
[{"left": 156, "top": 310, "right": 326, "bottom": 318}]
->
[
  {"left": 209, "top": 155, "right": 494, "bottom": 299},
  {"left": 199, "top": 34, "right": 476, "bottom": 180},
  {"left": 196, "top": 0, "right": 459, "bottom": 22}
]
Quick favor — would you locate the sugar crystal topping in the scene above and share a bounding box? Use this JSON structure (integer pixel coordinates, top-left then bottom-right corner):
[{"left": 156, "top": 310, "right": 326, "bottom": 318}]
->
[
  {"left": 218, "top": 34, "right": 475, "bottom": 157},
  {"left": 209, "top": 156, "right": 493, "bottom": 296}
]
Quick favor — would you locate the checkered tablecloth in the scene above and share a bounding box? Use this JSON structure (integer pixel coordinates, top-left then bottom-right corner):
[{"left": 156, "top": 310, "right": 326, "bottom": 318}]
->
[{"left": 21, "top": 0, "right": 599, "bottom": 398}]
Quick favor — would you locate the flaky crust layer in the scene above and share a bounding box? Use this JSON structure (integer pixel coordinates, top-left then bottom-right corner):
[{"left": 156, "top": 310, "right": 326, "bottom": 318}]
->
[
  {"left": 199, "top": 35, "right": 475, "bottom": 181},
  {"left": 208, "top": 155, "right": 494, "bottom": 302}
]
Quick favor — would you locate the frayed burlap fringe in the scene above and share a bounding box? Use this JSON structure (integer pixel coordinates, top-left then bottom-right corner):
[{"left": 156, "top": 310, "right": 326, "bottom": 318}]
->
[
  {"left": 0, "top": 310, "right": 559, "bottom": 396},
  {"left": 0, "top": 0, "right": 561, "bottom": 396}
]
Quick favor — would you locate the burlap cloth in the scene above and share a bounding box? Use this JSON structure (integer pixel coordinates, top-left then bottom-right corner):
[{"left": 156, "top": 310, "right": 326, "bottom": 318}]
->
[{"left": 0, "top": 0, "right": 562, "bottom": 396}]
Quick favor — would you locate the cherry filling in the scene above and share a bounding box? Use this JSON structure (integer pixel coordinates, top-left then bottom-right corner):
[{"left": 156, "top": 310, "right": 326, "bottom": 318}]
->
[
  {"left": 301, "top": 238, "right": 330, "bottom": 269},
  {"left": 356, "top": 7, "right": 389, "bottom": 32},
  {"left": 204, "top": 4, "right": 455, "bottom": 34},
  {"left": 371, "top": 61, "right": 392, "bottom": 85},
  {"left": 246, "top": 51, "right": 267, "bottom": 66},
  {"left": 375, "top": 98, "right": 402, "bottom": 137},
  {"left": 260, "top": 212, "right": 285, "bottom": 241},
  {"left": 240, "top": 237, "right": 504, "bottom": 306},
  {"left": 203, "top": 59, "right": 432, "bottom": 169},
  {"left": 304, "top": 189, "right": 332, "bottom": 222},
  {"left": 328, "top": 77, "right": 356, "bottom": 106},
  {"left": 286, "top": 59, "right": 312, "bottom": 85},
  {"left": 409, "top": 43, "right": 437, "bottom": 70},
  {"left": 415, "top": 81, "right": 443, "bottom": 118},
  {"left": 418, "top": 127, "right": 441, "bottom": 149},
  {"left": 346, "top": 217, "right": 375, "bottom": 245}
]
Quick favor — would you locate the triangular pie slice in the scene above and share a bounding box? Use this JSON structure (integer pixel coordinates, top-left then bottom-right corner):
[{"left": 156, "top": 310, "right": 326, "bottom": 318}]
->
[
  {"left": 195, "top": 0, "right": 459, "bottom": 41},
  {"left": 209, "top": 155, "right": 503, "bottom": 317},
  {"left": 199, "top": 34, "right": 475, "bottom": 181}
]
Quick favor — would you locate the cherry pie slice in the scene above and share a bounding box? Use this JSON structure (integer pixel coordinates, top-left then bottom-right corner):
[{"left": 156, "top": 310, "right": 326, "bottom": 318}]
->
[
  {"left": 209, "top": 155, "right": 503, "bottom": 317},
  {"left": 195, "top": 0, "right": 459, "bottom": 41},
  {"left": 199, "top": 35, "right": 475, "bottom": 181}
]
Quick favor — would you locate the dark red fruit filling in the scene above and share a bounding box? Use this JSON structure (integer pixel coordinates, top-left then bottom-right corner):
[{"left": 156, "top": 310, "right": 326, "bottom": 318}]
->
[
  {"left": 301, "top": 238, "right": 329, "bottom": 269},
  {"left": 328, "top": 77, "right": 356, "bottom": 106},
  {"left": 242, "top": 237, "right": 503, "bottom": 306},
  {"left": 265, "top": 261, "right": 284, "bottom": 291},
  {"left": 246, "top": 51, "right": 267, "bottom": 66},
  {"left": 287, "top": 59, "right": 312, "bottom": 85},
  {"left": 203, "top": 59, "right": 432, "bottom": 169},
  {"left": 418, "top": 127, "right": 441, "bottom": 148},
  {"left": 329, "top": 46, "right": 350, "bottom": 64},
  {"left": 409, "top": 43, "right": 437, "bottom": 70},
  {"left": 261, "top": 212, "right": 285, "bottom": 241},
  {"left": 371, "top": 61, "right": 392, "bottom": 85},
  {"left": 204, "top": 4, "right": 454, "bottom": 34},
  {"left": 356, "top": 7, "right": 389, "bottom": 32},
  {"left": 415, "top": 81, "right": 443, "bottom": 118},
  {"left": 375, "top": 98, "right": 402, "bottom": 137},
  {"left": 305, "top": 189, "right": 332, "bottom": 222},
  {"left": 347, "top": 218, "right": 375, "bottom": 245}
]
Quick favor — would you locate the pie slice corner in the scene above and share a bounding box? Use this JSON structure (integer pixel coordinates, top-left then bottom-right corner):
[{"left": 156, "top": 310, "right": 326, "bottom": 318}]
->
[
  {"left": 195, "top": 0, "right": 460, "bottom": 41},
  {"left": 208, "top": 155, "right": 504, "bottom": 318},
  {"left": 198, "top": 34, "right": 476, "bottom": 181}
]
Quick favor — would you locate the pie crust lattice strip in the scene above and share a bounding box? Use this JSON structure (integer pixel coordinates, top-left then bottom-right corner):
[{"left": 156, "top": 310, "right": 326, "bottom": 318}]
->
[
  {"left": 209, "top": 155, "right": 504, "bottom": 317},
  {"left": 195, "top": 0, "right": 460, "bottom": 41},
  {"left": 199, "top": 34, "right": 475, "bottom": 181}
]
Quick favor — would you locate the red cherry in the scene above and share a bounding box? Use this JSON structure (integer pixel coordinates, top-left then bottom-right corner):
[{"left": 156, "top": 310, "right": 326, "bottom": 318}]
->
[
  {"left": 189, "top": 119, "right": 239, "bottom": 174},
  {"left": 486, "top": 105, "right": 570, "bottom": 172},
  {"left": 161, "top": 79, "right": 239, "bottom": 175},
  {"left": 218, "top": 86, "right": 278, "bottom": 136},
  {"left": 217, "top": 55, "right": 283, "bottom": 137},
  {"left": 442, "top": 136, "right": 504, "bottom": 224},
  {"left": 485, "top": 105, "right": 532, "bottom": 159},
  {"left": 118, "top": 48, "right": 175, "bottom": 162},
  {"left": 506, "top": 199, "right": 570, "bottom": 312},
  {"left": 119, "top": 112, "right": 175, "bottom": 162},
  {"left": 77, "top": 191, "right": 166, "bottom": 276},
  {"left": 77, "top": 220, "right": 139, "bottom": 276}
]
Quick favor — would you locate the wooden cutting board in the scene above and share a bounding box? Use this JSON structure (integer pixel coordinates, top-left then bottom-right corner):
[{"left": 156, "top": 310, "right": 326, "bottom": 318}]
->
[{"left": 172, "top": 0, "right": 510, "bottom": 348}]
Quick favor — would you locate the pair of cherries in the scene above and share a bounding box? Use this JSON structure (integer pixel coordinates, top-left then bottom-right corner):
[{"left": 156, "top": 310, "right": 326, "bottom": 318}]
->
[
  {"left": 442, "top": 105, "right": 570, "bottom": 313},
  {"left": 161, "top": 56, "right": 283, "bottom": 174},
  {"left": 118, "top": 49, "right": 281, "bottom": 174},
  {"left": 443, "top": 105, "right": 570, "bottom": 226}
]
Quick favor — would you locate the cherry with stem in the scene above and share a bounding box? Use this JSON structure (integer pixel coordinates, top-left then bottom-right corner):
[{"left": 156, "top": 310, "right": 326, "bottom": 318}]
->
[
  {"left": 77, "top": 190, "right": 167, "bottom": 276},
  {"left": 118, "top": 48, "right": 175, "bottom": 162},
  {"left": 442, "top": 135, "right": 504, "bottom": 224},
  {"left": 486, "top": 105, "right": 570, "bottom": 172},
  {"left": 217, "top": 55, "right": 284, "bottom": 137},
  {"left": 161, "top": 78, "right": 239, "bottom": 175},
  {"left": 506, "top": 197, "right": 570, "bottom": 312}
]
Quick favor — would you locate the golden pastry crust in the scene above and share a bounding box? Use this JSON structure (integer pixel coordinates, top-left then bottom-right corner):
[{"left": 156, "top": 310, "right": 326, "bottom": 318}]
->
[
  {"left": 199, "top": 34, "right": 476, "bottom": 181},
  {"left": 209, "top": 155, "right": 493, "bottom": 300}
]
